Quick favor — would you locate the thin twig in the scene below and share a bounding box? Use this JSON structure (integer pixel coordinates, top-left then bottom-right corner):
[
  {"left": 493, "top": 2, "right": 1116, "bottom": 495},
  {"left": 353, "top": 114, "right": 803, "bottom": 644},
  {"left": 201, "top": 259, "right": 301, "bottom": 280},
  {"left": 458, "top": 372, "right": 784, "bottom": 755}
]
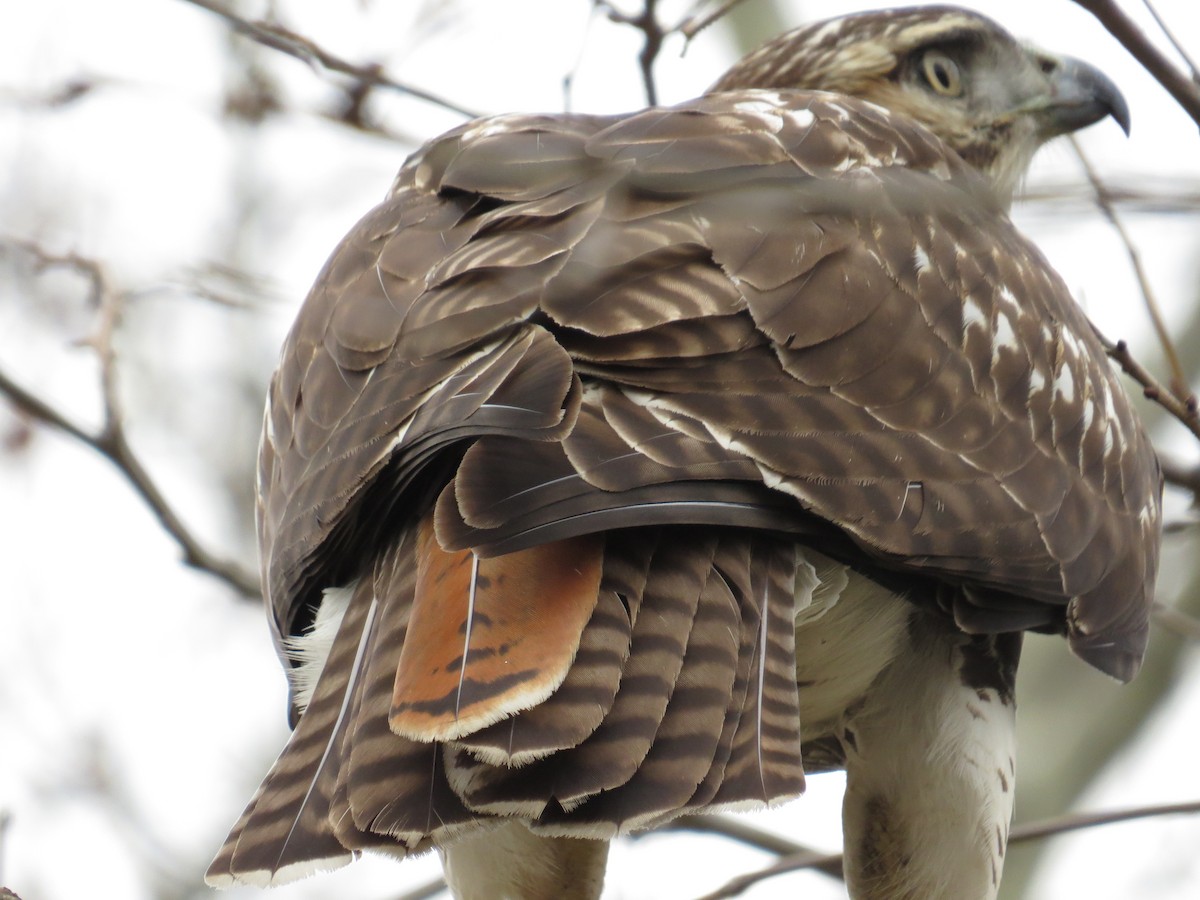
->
[
  {"left": 0, "top": 240, "right": 261, "bottom": 598},
  {"left": 598, "top": 0, "right": 667, "bottom": 106},
  {"left": 1010, "top": 798, "right": 1200, "bottom": 841},
  {"left": 1152, "top": 601, "right": 1200, "bottom": 640},
  {"left": 1070, "top": 136, "right": 1193, "bottom": 405},
  {"left": 177, "top": 0, "right": 480, "bottom": 119},
  {"left": 677, "top": 0, "right": 755, "bottom": 42},
  {"left": 695, "top": 848, "right": 844, "bottom": 900},
  {"left": 1160, "top": 453, "right": 1200, "bottom": 502},
  {"left": 1141, "top": 0, "right": 1200, "bottom": 84},
  {"left": 1070, "top": 0, "right": 1200, "bottom": 129},
  {"left": 670, "top": 814, "right": 838, "bottom": 873},
  {"left": 1021, "top": 178, "right": 1200, "bottom": 215},
  {"left": 1095, "top": 330, "right": 1200, "bottom": 440},
  {"left": 697, "top": 799, "right": 1200, "bottom": 899}
]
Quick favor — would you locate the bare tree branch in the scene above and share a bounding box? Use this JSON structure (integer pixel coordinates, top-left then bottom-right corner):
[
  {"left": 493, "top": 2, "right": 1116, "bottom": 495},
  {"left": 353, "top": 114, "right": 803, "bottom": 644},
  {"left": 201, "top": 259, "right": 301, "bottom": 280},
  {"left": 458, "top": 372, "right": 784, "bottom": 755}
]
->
[
  {"left": 669, "top": 813, "right": 839, "bottom": 874},
  {"left": 176, "top": 0, "right": 481, "bottom": 119},
  {"left": 1070, "top": 136, "right": 1194, "bottom": 404},
  {"left": 1097, "top": 331, "right": 1200, "bottom": 441},
  {"left": 601, "top": 0, "right": 771, "bottom": 106},
  {"left": 0, "top": 240, "right": 260, "bottom": 598},
  {"left": 1021, "top": 177, "right": 1200, "bottom": 215},
  {"left": 597, "top": 0, "right": 667, "bottom": 105},
  {"left": 1070, "top": 0, "right": 1200, "bottom": 129},
  {"left": 678, "top": 0, "right": 756, "bottom": 42},
  {"left": 1152, "top": 600, "right": 1200, "bottom": 640},
  {"left": 1141, "top": 0, "right": 1200, "bottom": 84},
  {"left": 697, "top": 799, "right": 1200, "bottom": 899},
  {"left": 695, "top": 847, "right": 844, "bottom": 900},
  {"left": 1160, "top": 453, "right": 1200, "bottom": 503},
  {"left": 392, "top": 790, "right": 1200, "bottom": 900}
]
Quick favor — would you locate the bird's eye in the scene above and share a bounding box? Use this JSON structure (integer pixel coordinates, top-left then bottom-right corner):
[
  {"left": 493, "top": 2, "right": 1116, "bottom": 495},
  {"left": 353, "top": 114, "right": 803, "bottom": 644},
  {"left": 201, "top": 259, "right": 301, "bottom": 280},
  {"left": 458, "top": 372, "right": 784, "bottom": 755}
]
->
[{"left": 921, "top": 51, "right": 963, "bottom": 97}]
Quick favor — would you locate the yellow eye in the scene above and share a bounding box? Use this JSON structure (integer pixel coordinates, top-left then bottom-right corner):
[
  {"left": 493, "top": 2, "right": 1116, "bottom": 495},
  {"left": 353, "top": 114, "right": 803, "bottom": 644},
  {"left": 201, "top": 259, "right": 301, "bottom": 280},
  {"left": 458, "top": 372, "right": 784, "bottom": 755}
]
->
[{"left": 922, "top": 52, "right": 963, "bottom": 97}]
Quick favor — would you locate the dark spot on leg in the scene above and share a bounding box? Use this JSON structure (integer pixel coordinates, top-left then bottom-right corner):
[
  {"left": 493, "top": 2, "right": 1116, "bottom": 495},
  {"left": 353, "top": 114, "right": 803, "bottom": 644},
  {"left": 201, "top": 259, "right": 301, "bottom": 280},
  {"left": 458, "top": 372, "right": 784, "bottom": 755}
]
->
[
  {"left": 855, "top": 795, "right": 914, "bottom": 894},
  {"left": 958, "top": 632, "right": 1021, "bottom": 705},
  {"left": 843, "top": 727, "right": 858, "bottom": 753}
]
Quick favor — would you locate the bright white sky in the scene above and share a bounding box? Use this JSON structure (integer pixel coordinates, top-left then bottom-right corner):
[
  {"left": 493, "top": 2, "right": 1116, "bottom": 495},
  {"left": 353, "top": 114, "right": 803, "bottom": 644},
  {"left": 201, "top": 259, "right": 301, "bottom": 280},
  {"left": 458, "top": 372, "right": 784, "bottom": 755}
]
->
[{"left": 2, "top": 1, "right": 1199, "bottom": 899}]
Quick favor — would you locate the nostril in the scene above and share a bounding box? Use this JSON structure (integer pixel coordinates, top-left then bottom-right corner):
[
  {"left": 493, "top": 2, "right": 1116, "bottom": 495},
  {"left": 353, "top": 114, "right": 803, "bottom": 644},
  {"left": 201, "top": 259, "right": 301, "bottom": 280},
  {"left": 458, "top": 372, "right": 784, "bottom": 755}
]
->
[{"left": 1039, "top": 57, "right": 1058, "bottom": 75}]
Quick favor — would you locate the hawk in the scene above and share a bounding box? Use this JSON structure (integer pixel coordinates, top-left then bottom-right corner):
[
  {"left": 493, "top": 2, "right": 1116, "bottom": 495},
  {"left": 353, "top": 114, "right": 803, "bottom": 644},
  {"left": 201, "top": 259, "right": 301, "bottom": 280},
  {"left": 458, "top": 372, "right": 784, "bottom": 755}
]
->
[{"left": 208, "top": 6, "right": 1162, "bottom": 899}]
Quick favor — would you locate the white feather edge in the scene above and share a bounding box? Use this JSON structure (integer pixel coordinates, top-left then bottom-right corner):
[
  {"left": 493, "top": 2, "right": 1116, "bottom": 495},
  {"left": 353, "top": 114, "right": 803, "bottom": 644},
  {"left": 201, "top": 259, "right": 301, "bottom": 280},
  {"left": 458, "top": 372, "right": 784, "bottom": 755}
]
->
[
  {"left": 207, "top": 852, "right": 358, "bottom": 889},
  {"left": 212, "top": 584, "right": 374, "bottom": 887},
  {"left": 285, "top": 582, "right": 357, "bottom": 714}
]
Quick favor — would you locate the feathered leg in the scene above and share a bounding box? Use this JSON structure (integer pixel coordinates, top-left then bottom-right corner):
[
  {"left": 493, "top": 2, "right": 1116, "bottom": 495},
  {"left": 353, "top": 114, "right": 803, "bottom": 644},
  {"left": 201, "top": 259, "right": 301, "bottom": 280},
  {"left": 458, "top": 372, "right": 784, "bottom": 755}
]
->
[
  {"left": 840, "top": 610, "right": 1021, "bottom": 900},
  {"left": 442, "top": 824, "right": 608, "bottom": 900}
]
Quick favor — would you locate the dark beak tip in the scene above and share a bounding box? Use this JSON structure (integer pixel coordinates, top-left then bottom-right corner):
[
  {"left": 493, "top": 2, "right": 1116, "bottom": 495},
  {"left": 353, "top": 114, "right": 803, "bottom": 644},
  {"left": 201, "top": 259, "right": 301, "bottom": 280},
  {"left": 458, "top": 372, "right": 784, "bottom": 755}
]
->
[
  {"left": 1101, "top": 77, "right": 1132, "bottom": 137},
  {"left": 1111, "top": 98, "right": 1132, "bottom": 137}
]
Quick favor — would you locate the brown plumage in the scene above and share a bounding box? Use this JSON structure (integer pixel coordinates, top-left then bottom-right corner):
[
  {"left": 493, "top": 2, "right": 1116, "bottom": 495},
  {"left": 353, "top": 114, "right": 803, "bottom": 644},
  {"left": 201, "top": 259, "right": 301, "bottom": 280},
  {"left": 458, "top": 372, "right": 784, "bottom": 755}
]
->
[{"left": 208, "top": 6, "right": 1161, "bottom": 898}]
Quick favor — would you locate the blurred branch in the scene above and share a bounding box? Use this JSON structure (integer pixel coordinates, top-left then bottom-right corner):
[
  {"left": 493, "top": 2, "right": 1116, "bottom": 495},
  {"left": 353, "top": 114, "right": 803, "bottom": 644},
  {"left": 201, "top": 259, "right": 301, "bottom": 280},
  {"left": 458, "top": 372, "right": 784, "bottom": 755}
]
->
[
  {"left": 177, "top": 0, "right": 480, "bottom": 119},
  {"left": 1141, "top": 0, "right": 1200, "bottom": 84},
  {"left": 1075, "top": 148, "right": 1200, "bottom": 444},
  {"left": 1097, "top": 332, "right": 1200, "bottom": 442},
  {"left": 697, "top": 799, "right": 1200, "bottom": 899},
  {"left": 384, "top": 816, "right": 825, "bottom": 900},
  {"left": 1070, "top": 0, "right": 1200, "bottom": 129},
  {"left": 1160, "top": 453, "right": 1200, "bottom": 503},
  {"left": 1151, "top": 600, "right": 1200, "bottom": 640},
  {"left": 0, "top": 239, "right": 260, "bottom": 598},
  {"left": 670, "top": 813, "right": 839, "bottom": 874},
  {"left": 696, "top": 847, "right": 844, "bottom": 900},
  {"left": 1022, "top": 178, "right": 1200, "bottom": 215},
  {"left": 0, "top": 75, "right": 103, "bottom": 109},
  {"left": 1070, "top": 136, "right": 1194, "bottom": 405},
  {"left": 597, "top": 0, "right": 668, "bottom": 105},
  {"left": 678, "top": 0, "right": 756, "bottom": 41},
  {"left": 388, "top": 796, "right": 1200, "bottom": 900},
  {"left": 1010, "top": 798, "right": 1200, "bottom": 840},
  {"left": 599, "top": 0, "right": 762, "bottom": 105}
]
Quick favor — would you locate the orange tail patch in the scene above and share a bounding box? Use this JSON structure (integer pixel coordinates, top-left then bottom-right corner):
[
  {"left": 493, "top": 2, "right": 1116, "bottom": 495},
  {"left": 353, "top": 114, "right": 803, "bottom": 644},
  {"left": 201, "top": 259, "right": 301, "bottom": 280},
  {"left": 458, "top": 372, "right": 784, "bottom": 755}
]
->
[{"left": 390, "top": 513, "right": 603, "bottom": 742}]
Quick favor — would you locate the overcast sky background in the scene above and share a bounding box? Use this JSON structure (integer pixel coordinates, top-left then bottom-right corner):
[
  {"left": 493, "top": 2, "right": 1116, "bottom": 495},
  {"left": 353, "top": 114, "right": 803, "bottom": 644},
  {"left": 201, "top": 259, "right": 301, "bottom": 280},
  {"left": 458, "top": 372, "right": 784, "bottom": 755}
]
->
[{"left": 2, "top": 1, "right": 1200, "bottom": 898}]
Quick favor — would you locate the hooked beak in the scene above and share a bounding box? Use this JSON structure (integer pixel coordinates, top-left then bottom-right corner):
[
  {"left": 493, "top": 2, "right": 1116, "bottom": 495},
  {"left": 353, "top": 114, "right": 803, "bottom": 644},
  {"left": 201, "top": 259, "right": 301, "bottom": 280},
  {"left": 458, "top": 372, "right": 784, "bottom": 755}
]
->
[{"left": 1034, "top": 54, "right": 1131, "bottom": 137}]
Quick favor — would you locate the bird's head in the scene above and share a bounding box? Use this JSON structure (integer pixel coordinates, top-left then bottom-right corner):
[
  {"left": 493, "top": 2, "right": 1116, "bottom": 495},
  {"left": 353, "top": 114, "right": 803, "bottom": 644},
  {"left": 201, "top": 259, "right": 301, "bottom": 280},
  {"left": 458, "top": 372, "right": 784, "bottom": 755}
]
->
[{"left": 710, "top": 5, "right": 1129, "bottom": 204}]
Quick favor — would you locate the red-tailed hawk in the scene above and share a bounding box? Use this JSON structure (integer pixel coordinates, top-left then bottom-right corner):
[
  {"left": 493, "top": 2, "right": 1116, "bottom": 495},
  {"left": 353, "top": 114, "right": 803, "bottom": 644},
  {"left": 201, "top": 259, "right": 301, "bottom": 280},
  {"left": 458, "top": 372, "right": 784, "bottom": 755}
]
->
[{"left": 208, "top": 6, "right": 1161, "bottom": 898}]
